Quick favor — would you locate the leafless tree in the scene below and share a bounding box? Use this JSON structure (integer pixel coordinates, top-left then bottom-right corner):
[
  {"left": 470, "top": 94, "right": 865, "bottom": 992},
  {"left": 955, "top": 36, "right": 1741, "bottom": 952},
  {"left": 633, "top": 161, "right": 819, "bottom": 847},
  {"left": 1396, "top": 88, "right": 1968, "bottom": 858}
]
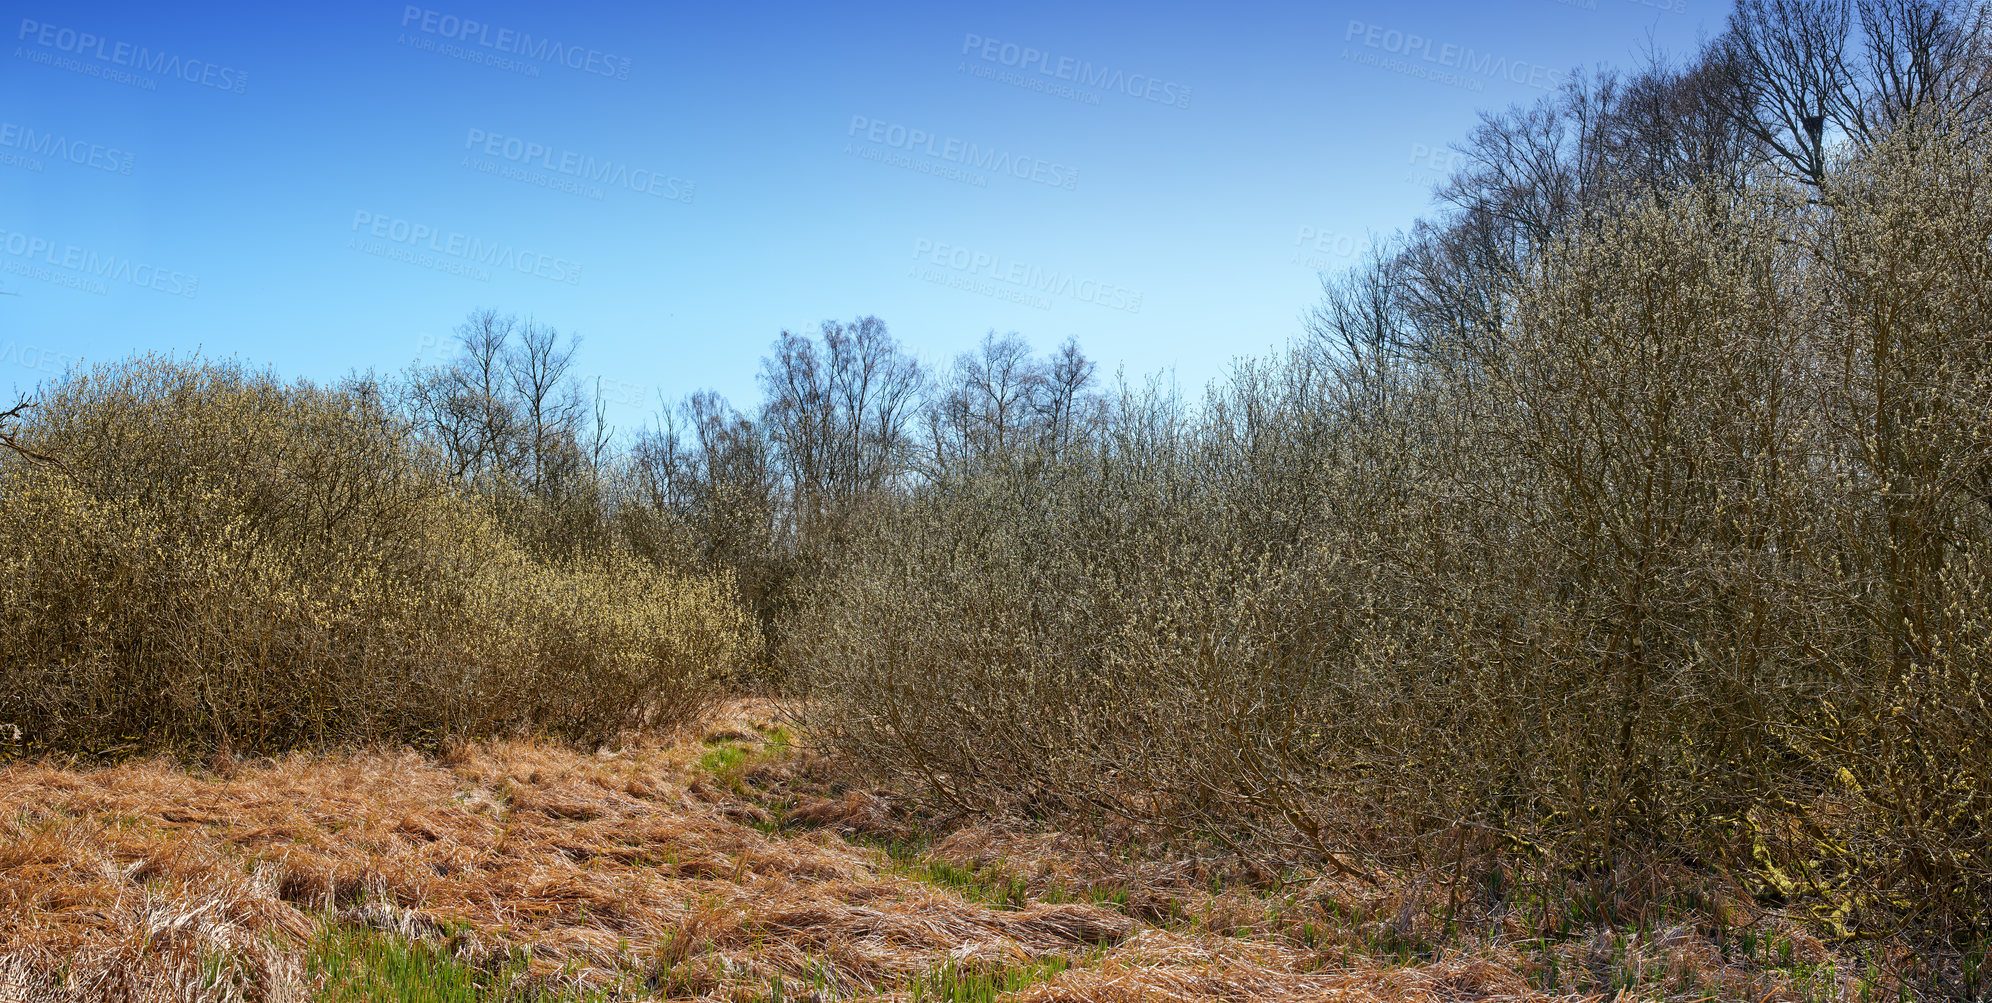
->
[
  {"left": 505, "top": 319, "right": 587, "bottom": 495},
  {"left": 923, "top": 331, "right": 1039, "bottom": 476},
  {"left": 627, "top": 389, "right": 781, "bottom": 618},
  {"left": 1306, "top": 243, "right": 1407, "bottom": 407},
  {"left": 1724, "top": 0, "right": 1992, "bottom": 185},
  {"left": 1723, "top": 0, "right": 1850, "bottom": 185},
  {"left": 1036, "top": 337, "right": 1099, "bottom": 451},
  {"left": 1602, "top": 47, "right": 1763, "bottom": 196},
  {"left": 401, "top": 311, "right": 519, "bottom": 480},
  {"left": 919, "top": 333, "right": 1103, "bottom": 479},
  {"left": 758, "top": 316, "right": 922, "bottom": 531}
]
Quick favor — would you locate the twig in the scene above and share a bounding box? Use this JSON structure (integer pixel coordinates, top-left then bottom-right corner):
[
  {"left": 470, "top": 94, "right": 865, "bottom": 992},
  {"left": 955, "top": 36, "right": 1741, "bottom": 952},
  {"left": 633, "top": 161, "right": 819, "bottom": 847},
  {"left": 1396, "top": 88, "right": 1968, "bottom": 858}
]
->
[{"left": 0, "top": 399, "right": 64, "bottom": 469}]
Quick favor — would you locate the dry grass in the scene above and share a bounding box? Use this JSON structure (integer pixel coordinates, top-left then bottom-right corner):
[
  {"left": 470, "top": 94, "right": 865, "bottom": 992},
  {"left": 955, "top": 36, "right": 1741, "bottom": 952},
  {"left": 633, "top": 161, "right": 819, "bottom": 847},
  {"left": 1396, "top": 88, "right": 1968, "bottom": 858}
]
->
[{"left": 0, "top": 702, "right": 1904, "bottom": 1002}]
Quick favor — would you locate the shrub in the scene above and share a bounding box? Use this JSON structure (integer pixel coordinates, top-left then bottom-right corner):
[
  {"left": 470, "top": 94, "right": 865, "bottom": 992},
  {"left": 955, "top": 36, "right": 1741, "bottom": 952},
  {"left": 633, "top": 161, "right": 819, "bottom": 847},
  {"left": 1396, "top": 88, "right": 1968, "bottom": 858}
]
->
[
  {"left": 0, "top": 357, "right": 753, "bottom": 754},
  {"left": 789, "top": 132, "right": 1992, "bottom": 941}
]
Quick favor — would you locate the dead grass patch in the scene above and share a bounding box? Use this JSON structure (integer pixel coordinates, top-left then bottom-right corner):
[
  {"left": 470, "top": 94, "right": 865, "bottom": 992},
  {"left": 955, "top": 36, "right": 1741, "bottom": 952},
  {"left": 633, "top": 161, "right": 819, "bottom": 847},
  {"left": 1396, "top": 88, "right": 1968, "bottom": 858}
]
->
[{"left": 0, "top": 702, "right": 1911, "bottom": 1001}]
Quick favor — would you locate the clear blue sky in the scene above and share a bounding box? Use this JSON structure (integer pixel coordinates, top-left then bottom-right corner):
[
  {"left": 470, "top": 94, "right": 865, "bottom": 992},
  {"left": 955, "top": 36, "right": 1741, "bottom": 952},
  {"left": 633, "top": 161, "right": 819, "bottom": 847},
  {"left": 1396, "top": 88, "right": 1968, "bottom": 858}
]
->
[{"left": 3, "top": 0, "right": 1712, "bottom": 427}]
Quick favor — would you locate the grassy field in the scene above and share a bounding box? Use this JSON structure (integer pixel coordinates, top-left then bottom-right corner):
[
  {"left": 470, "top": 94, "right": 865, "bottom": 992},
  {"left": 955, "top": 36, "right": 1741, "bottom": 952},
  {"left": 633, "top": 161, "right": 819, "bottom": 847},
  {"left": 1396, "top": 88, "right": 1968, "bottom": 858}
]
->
[{"left": 0, "top": 701, "right": 1913, "bottom": 1002}]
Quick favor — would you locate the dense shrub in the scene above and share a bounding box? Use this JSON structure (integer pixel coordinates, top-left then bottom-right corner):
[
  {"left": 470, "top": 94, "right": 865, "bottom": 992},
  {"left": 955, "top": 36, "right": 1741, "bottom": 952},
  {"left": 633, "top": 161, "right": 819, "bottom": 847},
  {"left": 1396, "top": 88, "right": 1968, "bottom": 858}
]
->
[
  {"left": 791, "top": 133, "right": 1992, "bottom": 940},
  {"left": 0, "top": 358, "right": 753, "bottom": 754}
]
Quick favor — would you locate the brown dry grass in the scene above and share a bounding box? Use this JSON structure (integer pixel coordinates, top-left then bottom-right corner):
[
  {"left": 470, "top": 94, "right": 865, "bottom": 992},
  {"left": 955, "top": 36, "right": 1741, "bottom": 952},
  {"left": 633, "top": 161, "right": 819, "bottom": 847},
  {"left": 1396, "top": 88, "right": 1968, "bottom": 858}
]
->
[{"left": 0, "top": 702, "right": 1895, "bottom": 1002}]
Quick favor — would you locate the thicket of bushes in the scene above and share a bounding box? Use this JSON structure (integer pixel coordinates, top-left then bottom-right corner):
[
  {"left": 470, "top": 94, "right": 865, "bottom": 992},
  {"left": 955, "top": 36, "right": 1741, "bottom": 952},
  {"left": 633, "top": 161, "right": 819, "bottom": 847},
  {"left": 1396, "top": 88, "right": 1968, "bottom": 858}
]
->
[
  {"left": 785, "top": 27, "right": 1992, "bottom": 953},
  {"left": 0, "top": 357, "right": 753, "bottom": 754},
  {"left": 798, "top": 133, "right": 1992, "bottom": 943}
]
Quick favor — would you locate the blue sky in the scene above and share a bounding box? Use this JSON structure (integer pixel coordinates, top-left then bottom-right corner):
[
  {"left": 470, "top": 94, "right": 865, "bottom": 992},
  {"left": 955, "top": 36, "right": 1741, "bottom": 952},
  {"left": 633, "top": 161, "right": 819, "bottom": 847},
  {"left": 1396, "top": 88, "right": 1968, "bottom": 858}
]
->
[{"left": 3, "top": 0, "right": 1712, "bottom": 426}]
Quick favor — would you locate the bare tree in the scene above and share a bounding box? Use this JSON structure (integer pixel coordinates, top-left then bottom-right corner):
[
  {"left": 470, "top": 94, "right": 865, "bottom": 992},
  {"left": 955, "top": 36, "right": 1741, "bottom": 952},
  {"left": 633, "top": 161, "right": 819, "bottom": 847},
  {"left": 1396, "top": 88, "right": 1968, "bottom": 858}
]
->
[
  {"left": 1036, "top": 337, "right": 1099, "bottom": 451},
  {"left": 926, "top": 331, "right": 1039, "bottom": 474},
  {"left": 628, "top": 389, "right": 780, "bottom": 615},
  {"left": 758, "top": 316, "right": 922, "bottom": 531},
  {"left": 400, "top": 309, "right": 531, "bottom": 481},
  {"left": 1307, "top": 243, "right": 1410, "bottom": 407},
  {"left": 589, "top": 377, "right": 614, "bottom": 472},
  {"left": 504, "top": 319, "right": 586, "bottom": 495},
  {"left": 1852, "top": 0, "right": 1992, "bottom": 134},
  {"left": 1603, "top": 46, "right": 1763, "bottom": 196},
  {"left": 1725, "top": 0, "right": 1992, "bottom": 186},
  {"left": 917, "top": 332, "right": 1104, "bottom": 479},
  {"left": 457, "top": 309, "right": 521, "bottom": 474},
  {"left": 1724, "top": 0, "right": 1850, "bottom": 186}
]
